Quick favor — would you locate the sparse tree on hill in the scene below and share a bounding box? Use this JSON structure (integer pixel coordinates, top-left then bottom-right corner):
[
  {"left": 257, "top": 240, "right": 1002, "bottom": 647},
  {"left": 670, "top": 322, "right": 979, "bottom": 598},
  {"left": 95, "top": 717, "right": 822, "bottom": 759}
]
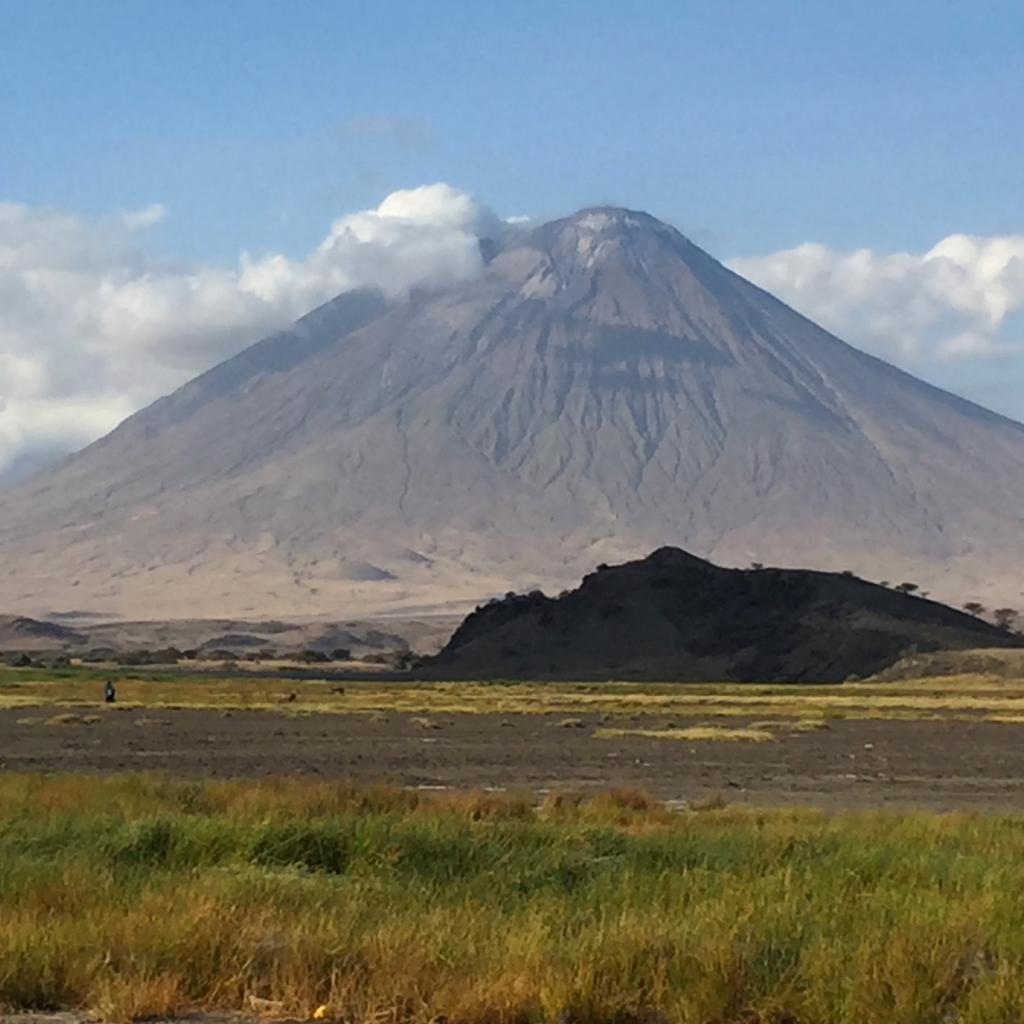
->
[
  {"left": 895, "top": 582, "right": 919, "bottom": 596},
  {"left": 750, "top": 562, "right": 764, "bottom": 571},
  {"left": 963, "top": 602, "right": 986, "bottom": 618},
  {"left": 994, "top": 608, "right": 1019, "bottom": 631},
  {"left": 394, "top": 650, "right": 419, "bottom": 671}
]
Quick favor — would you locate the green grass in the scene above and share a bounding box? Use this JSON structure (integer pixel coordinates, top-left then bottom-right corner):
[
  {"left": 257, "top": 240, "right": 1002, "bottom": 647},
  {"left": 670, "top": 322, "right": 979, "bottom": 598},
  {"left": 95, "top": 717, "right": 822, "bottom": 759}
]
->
[{"left": 5, "top": 775, "right": 1024, "bottom": 1022}]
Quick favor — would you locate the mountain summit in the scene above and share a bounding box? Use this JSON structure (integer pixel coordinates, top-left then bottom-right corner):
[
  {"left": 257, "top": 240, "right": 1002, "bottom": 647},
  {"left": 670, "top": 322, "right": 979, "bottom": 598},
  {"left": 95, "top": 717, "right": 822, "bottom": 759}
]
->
[{"left": 2, "top": 208, "right": 1023, "bottom": 617}]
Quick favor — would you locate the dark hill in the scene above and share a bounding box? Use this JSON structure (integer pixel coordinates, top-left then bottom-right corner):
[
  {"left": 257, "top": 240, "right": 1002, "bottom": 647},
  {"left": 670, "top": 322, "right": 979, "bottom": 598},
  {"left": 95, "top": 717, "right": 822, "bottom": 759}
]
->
[{"left": 424, "top": 548, "right": 1020, "bottom": 682}]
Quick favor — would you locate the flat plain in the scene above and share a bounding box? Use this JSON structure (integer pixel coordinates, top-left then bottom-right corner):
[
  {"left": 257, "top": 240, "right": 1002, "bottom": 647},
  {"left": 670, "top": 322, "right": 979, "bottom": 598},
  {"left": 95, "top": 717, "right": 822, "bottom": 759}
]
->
[{"left": 4, "top": 669, "right": 1024, "bottom": 810}]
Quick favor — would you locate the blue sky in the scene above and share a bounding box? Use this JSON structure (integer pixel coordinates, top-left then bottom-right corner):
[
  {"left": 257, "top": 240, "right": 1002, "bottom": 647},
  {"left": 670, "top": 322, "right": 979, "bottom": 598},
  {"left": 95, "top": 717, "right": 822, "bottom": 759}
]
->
[
  {"left": 5, "top": 0, "right": 1022, "bottom": 261},
  {"left": 1, "top": 1, "right": 1023, "bottom": 480}
]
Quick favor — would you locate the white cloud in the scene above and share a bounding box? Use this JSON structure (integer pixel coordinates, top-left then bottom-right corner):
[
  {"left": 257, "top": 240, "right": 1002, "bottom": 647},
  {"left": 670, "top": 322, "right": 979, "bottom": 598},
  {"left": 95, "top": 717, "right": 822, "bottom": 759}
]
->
[
  {"left": 120, "top": 203, "right": 167, "bottom": 230},
  {"left": 729, "top": 234, "right": 1024, "bottom": 366},
  {"left": 936, "top": 331, "right": 1014, "bottom": 361},
  {"left": 0, "top": 183, "right": 499, "bottom": 483}
]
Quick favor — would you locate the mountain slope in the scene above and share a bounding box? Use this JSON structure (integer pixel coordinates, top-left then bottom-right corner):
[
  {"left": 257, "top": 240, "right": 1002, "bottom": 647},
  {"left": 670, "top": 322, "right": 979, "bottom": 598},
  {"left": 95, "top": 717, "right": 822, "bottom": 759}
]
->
[
  {"left": 424, "top": 547, "right": 1021, "bottom": 682},
  {"left": 2, "top": 208, "right": 1024, "bottom": 617}
]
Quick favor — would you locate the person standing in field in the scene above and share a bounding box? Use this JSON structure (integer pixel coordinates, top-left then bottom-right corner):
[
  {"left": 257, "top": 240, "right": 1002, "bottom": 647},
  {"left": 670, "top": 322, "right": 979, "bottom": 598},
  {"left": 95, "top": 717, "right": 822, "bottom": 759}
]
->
[{"left": 104, "top": 680, "right": 116, "bottom": 704}]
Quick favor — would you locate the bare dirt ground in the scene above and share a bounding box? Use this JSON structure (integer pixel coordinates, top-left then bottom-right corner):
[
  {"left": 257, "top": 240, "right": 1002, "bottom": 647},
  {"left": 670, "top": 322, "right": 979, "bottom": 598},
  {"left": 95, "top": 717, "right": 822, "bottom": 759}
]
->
[{"left": 3, "top": 705, "right": 1024, "bottom": 812}]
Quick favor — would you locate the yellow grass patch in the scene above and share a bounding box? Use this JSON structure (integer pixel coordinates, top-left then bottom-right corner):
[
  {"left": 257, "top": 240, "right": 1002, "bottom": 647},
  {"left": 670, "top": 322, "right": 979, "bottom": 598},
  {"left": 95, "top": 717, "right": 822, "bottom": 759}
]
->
[
  {"left": 44, "top": 712, "right": 101, "bottom": 726},
  {"left": 750, "top": 717, "right": 829, "bottom": 733},
  {"left": 594, "top": 725, "right": 776, "bottom": 742},
  {"left": 5, "top": 672, "right": 1024, "bottom": 726},
  {"left": 410, "top": 716, "right": 440, "bottom": 730}
]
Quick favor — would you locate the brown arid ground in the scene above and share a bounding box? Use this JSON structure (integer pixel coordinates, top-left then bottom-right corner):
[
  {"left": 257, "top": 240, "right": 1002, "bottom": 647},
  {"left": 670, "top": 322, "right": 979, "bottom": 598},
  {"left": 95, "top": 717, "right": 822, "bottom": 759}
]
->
[{"left": 5, "top": 672, "right": 1024, "bottom": 812}]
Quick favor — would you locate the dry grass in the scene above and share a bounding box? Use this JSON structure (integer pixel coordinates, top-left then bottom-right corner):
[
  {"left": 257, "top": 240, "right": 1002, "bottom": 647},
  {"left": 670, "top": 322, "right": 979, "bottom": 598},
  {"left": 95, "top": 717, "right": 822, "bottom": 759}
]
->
[
  {"left": 595, "top": 724, "right": 777, "bottom": 742},
  {"left": 410, "top": 715, "right": 440, "bottom": 730},
  {"left": 750, "top": 717, "right": 830, "bottom": 733},
  {"left": 5, "top": 670, "right": 1024, "bottom": 727},
  {"left": 43, "top": 712, "right": 101, "bottom": 726}
]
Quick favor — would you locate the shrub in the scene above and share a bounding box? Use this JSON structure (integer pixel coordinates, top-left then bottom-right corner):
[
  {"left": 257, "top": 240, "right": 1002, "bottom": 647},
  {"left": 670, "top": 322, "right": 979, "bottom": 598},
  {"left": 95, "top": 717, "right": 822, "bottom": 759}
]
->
[
  {"left": 249, "top": 821, "right": 351, "bottom": 874},
  {"left": 81, "top": 647, "right": 118, "bottom": 662},
  {"left": 106, "top": 819, "right": 181, "bottom": 868}
]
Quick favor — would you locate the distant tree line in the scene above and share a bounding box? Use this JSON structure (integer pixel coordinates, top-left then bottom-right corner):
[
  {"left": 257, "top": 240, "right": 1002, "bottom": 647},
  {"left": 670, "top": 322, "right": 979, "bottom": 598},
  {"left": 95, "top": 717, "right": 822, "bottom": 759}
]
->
[{"left": 0, "top": 645, "right": 424, "bottom": 669}]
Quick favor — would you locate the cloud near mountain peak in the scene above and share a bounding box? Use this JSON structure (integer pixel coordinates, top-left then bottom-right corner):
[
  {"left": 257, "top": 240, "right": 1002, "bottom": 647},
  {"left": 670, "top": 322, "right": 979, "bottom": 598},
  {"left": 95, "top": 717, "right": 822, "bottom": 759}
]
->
[
  {"left": 0, "top": 184, "right": 1021, "bottom": 485},
  {"left": 0, "top": 184, "right": 498, "bottom": 484}
]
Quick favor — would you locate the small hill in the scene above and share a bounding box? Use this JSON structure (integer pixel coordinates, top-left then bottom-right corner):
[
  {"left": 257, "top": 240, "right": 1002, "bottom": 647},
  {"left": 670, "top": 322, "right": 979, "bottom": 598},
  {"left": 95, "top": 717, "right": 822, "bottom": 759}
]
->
[
  {"left": 0, "top": 615, "right": 88, "bottom": 651},
  {"left": 424, "top": 548, "right": 1021, "bottom": 682},
  {"left": 870, "top": 647, "right": 1024, "bottom": 682}
]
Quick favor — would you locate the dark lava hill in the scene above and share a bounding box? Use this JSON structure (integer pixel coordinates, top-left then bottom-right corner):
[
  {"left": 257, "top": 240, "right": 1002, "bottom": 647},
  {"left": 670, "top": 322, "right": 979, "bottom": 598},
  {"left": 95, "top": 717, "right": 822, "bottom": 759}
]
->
[{"left": 424, "top": 548, "right": 1021, "bottom": 682}]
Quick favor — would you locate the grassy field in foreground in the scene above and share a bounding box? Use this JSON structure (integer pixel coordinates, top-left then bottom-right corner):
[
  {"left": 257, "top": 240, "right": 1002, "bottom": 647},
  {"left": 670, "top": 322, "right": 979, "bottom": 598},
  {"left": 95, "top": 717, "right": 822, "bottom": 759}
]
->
[
  {"left": 4, "top": 667, "right": 1024, "bottom": 724},
  {"left": 5, "top": 777, "right": 1024, "bottom": 1023}
]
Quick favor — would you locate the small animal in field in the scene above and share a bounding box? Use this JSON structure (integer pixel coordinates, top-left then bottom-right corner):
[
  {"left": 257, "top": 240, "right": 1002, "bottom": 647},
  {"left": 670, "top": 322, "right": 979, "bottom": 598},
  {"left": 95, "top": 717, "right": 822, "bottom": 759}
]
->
[
  {"left": 329, "top": 686, "right": 346, "bottom": 695},
  {"left": 281, "top": 692, "right": 297, "bottom": 703}
]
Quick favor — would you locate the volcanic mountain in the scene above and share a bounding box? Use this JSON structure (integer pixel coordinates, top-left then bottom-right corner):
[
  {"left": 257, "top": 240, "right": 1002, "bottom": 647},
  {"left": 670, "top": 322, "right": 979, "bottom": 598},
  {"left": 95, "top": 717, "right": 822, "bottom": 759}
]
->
[
  {"left": 424, "top": 547, "right": 1020, "bottom": 682},
  {"left": 2, "top": 208, "right": 1024, "bottom": 618}
]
